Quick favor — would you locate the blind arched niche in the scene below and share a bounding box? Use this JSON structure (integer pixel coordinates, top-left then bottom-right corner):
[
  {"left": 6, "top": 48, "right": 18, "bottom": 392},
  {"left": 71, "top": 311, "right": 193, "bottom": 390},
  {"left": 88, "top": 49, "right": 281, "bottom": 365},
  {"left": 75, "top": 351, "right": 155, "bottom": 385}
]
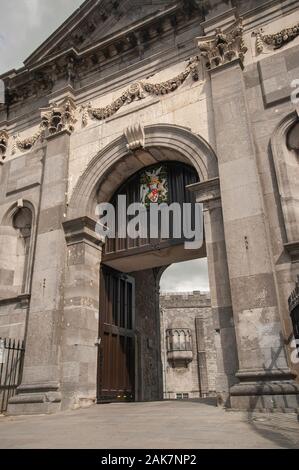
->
[{"left": 0, "top": 204, "right": 33, "bottom": 299}]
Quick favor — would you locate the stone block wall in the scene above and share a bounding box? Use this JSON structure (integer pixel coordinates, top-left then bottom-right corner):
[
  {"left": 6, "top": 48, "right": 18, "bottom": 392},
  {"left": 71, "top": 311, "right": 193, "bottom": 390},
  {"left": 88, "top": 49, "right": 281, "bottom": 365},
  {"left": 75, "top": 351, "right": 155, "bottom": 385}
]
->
[{"left": 160, "top": 291, "right": 217, "bottom": 400}]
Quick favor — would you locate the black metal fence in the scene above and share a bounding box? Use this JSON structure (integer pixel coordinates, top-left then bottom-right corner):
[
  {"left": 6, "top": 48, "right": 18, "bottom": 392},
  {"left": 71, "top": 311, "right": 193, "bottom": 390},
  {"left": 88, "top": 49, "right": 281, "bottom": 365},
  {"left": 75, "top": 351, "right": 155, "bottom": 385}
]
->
[{"left": 0, "top": 338, "right": 25, "bottom": 413}]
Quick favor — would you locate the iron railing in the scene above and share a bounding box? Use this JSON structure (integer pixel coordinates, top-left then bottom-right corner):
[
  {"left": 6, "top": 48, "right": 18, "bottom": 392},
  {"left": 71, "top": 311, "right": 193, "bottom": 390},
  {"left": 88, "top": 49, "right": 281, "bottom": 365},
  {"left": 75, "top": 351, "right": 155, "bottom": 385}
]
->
[{"left": 0, "top": 338, "right": 25, "bottom": 413}]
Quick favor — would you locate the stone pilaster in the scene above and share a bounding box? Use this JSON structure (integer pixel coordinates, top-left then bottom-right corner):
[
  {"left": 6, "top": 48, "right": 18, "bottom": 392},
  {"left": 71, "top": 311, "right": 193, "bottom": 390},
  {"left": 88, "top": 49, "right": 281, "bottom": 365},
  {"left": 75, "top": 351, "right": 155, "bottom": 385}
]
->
[
  {"left": 8, "top": 126, "right": 73, "bottom": 414},
  {"left": 208, "top": 59, "right": 299, "bottom": 411},
  {"left": 61, "top": 217, "right": 104, "bottom": 410},
  {"left": 188, "top": 178, "right": 239, "bottom": 407}
]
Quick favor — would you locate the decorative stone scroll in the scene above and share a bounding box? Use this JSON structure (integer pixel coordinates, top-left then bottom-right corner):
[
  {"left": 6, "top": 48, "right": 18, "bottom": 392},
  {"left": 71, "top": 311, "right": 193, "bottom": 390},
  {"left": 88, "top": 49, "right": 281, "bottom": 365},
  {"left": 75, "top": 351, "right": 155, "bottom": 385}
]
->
[
  {"left": 12, "top": 97, "right": 77, "bottom": 154},
  {"left": 196, "top": 18, "right": 248, "bottom": 70},
  {"left": 253, "top": 22, "right": 299, "bottom": 54},
  {"left": 0, "top": 130, "right": 9, "bottom": 162},
  {"left": 81, "top": 56, "right": 201, "bottom": 125}
]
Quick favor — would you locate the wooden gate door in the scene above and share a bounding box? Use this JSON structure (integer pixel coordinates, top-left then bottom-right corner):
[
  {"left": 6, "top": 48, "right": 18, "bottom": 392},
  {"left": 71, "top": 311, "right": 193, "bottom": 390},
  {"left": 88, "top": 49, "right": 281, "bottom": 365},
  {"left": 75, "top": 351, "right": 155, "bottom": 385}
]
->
[{"left": 97, "top": 266, "right": 135, "bottom": 403}]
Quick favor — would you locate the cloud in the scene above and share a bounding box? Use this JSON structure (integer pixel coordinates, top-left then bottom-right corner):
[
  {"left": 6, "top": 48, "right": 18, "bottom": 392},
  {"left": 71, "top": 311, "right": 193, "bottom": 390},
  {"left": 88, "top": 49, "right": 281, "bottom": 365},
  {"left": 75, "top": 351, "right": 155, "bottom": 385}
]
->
[
  {"left": 160, "top": 258, "right": 210, "bottom": 293},
  {"left": 0, "top": 0, "right": 83, "bottom": 74}
]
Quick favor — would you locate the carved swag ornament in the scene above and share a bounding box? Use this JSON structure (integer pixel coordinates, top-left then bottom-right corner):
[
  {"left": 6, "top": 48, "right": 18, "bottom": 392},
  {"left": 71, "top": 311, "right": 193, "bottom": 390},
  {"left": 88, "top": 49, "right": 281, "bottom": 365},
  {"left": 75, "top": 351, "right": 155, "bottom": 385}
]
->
[
  {"left": 12, "top": 98, "right": 77, "bottom": 154},
  {"left": 253, "top": 22, "right": 299, "bottom": 54},
  {"left": 196, "top": 18, "right": 248, "bottom": 70},
  {"left": 81, "top": 56, "right": 201, "bottom": 125},
  {"left": 9, "top": 55, "right": 201, "bottom": 153}
]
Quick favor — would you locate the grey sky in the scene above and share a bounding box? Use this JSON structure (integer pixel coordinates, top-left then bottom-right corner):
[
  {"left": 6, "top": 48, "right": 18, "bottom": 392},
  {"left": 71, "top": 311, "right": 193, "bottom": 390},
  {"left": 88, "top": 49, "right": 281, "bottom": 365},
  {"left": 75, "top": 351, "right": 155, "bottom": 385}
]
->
[
  {"left": 0, "top": 0, "right": 83, "bottom": 74},
  {"left": 0, "top": 0, "right": 210, "bottom": 293},
  {"left": 160, "top": 259, "right": 209, "bottom": 293}
]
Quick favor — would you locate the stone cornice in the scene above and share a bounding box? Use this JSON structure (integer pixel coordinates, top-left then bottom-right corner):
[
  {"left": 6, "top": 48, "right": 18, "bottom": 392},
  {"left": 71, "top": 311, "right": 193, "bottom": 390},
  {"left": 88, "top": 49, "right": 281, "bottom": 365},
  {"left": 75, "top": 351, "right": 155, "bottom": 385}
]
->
[
  {"left": 187, "top": 177, "right": 220, "bottom": 204},
  {"left": 24, "top": 1, "right": 181, "bottom": 68},
  {"left": 6, "top": 57, "right": 201, "bottom": 155},
  {"left": 0, "top": 1, "right": 203, "bottom": 109},
  {"left": 284, "top": 241, "right": 299, "bottom": 263},
  {"left": 63, "top": 216, "right": 105, "bottom": 248}
]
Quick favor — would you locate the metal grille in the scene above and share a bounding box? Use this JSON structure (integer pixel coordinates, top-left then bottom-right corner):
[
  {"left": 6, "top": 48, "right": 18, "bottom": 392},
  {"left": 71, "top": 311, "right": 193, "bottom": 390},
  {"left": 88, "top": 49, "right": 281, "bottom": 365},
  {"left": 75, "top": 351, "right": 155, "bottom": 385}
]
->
[{"left": 0, "top": 338, "right": 25, "bottom": 413}]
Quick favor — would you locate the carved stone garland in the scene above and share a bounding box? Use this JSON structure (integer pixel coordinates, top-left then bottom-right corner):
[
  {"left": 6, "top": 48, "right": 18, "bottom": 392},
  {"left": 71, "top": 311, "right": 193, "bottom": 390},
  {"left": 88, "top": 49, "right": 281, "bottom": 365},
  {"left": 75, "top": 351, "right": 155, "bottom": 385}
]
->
[
  {"left": 12, "top": 123, "right": 47, "bottom": 155},
  {"left": 81, "top": 56, "right": 201, "bottom": 125},
  {"left": 253, "top": 23, "right": 299, "bottom": 54},
  {"left": 12, "top": 98, "right": 77, "bottom": 154},
  {"left": 0, "top": 130, "right": 9, "bottom": 163},
  {"left": 8, "top": 57, "right": 200, "bottom": 152},
  {"left": 196, "top": 18, "right": 248, "bottom": 70}
]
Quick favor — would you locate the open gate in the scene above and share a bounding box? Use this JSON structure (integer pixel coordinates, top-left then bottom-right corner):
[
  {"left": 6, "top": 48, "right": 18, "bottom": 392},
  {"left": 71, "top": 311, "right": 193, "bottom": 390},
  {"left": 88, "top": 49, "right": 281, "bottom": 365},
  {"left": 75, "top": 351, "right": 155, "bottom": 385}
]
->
[{"left": 97, "top": 266, "right": 135, "bottom": 403}]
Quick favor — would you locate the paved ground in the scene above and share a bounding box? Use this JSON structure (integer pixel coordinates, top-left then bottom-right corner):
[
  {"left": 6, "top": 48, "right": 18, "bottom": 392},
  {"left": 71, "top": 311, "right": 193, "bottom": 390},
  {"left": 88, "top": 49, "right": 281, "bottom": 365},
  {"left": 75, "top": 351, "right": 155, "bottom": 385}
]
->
[{"left": 0, "top": 400, "right": 298, "bottom": 449}]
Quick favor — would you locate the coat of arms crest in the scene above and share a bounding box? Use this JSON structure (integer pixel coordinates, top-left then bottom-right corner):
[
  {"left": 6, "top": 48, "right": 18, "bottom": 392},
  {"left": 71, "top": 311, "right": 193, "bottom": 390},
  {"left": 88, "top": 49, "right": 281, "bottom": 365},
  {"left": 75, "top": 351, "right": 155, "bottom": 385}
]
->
[{"left": 140, "top": 166, "right": 168, "bottom": 207}]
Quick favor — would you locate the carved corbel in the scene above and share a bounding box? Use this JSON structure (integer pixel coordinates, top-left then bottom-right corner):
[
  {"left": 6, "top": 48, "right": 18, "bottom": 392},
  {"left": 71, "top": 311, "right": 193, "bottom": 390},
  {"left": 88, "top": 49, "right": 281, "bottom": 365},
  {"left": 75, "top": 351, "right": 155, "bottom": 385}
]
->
[
  {"left": 12, "top": 97, "right": 77, "bottom": 155},
  {"left": 124, "top": 124, "right": 145, "bottom": 151},
  {"left": 196, "top": 18, "right": 248, "bottom": 70},
  {"left": 41, "top": 97, "right": 77, "bottom": 136},
  {"left": 187, "top": 177, "right": 221, "bottom": 211},
  {"left": 0, "top": 130, "right": 9, "bottom": 163}
]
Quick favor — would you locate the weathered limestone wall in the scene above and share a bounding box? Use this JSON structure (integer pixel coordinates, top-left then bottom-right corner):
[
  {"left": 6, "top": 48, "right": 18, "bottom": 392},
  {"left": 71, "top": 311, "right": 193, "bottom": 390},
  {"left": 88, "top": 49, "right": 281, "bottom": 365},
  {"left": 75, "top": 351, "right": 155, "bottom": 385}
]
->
[
  {"left": 160, "top": 291, "right": 217, "bottom": 399},
  {"left": 0, "top": 145, "right": 44, "bottom": 342}
]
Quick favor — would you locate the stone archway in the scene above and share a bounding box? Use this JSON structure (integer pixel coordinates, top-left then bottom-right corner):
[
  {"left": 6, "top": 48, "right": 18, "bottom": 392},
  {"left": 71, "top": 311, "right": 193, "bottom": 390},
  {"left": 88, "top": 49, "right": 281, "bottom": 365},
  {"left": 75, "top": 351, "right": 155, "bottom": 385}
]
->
[
  {"left": 68, "top": 123, "right": 219, "bottom": 219},
  {"left": 62, "top": 124, "right": 238, "bottom": 409},
  {"left": 8, "top": 124, "right": 238, "bottom": 413}
]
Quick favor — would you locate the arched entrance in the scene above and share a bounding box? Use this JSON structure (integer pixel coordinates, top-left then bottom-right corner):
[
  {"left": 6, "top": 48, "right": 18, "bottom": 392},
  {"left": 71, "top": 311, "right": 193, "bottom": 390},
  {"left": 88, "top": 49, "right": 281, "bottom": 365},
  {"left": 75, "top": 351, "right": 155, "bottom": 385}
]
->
[
  {"left": 66, "top": 124, "right": 239, "bottom": 408},
  {"left": 98, "top": 161, "right": 204, "bottom": 402}
]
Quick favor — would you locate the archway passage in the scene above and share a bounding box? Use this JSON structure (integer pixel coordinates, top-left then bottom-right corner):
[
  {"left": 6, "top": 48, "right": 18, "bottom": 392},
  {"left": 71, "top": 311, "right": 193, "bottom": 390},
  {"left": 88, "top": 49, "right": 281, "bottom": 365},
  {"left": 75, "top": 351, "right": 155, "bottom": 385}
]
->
[{"left": 97, "top": 161, "right": 208, "bottom": 403}]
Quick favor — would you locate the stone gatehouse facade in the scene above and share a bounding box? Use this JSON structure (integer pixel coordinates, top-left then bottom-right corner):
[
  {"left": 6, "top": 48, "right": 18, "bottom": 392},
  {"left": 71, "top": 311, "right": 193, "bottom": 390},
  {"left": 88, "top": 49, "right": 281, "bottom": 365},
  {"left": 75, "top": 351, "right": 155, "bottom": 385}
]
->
[
  {"left": 160, "top": 291, "right": 217, "bottom": 400},
  {"left": 0, "top": 0, "right": 299, "bottom": 414}
]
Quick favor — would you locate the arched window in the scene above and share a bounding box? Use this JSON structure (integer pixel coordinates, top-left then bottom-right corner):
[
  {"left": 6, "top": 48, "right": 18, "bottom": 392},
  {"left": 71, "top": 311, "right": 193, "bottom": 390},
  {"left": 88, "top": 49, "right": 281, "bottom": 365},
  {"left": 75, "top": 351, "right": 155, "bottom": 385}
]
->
[
  {"left": 166, "top": 329, "right": 192, "bottom": 352},
  {"left": 0, "top": 205, "right": 33, "bottom": 299},
  {"left": 12, "top": 208, "right": 32, "bottom": 293},
  {"left": 271, "top": 114, "right": 299, "bottom": 250}
]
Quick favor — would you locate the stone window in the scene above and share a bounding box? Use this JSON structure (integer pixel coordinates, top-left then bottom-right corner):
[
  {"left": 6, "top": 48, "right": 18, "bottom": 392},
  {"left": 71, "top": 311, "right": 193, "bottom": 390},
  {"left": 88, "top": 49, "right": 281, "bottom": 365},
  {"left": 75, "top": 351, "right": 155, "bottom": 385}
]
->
[
  {"left": 166, "top": 329, "right": 193, "bottom": 367},
  {"left": 166, "top": 329, "right": 192, "bottom": 352},
  {"left": 176, "top": 393, "right": 189, "bottom": 400}
]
